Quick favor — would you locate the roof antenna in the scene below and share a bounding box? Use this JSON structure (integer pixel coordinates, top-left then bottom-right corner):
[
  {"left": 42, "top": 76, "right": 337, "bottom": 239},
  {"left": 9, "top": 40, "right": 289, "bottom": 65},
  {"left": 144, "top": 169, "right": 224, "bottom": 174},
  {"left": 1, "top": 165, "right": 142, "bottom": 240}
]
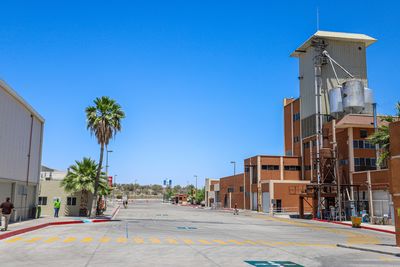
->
[{"left": 317, "top": 7, "right": 320, "bottom": 31}]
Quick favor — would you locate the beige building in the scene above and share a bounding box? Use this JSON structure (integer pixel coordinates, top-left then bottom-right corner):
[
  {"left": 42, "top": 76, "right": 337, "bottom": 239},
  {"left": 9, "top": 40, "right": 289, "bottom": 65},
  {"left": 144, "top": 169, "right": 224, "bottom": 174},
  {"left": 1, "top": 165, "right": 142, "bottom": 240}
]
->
[{"left": 39, "top": 166, "right": 91, "bottom": 217}]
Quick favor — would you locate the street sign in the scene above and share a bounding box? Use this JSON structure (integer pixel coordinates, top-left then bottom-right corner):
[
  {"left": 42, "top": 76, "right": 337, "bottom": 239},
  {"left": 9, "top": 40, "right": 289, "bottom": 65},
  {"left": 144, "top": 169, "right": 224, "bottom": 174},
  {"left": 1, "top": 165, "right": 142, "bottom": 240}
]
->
[{"left": 245, "top": 261, "right": 303, "bottom": 267}]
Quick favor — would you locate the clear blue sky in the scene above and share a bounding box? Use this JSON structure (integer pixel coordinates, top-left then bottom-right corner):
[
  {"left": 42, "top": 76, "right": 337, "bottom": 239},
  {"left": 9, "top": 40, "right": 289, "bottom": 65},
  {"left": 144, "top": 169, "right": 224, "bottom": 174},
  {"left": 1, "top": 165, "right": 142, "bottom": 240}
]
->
[{"left": 1, "top": 1, "right": 398, "bottom": 186}]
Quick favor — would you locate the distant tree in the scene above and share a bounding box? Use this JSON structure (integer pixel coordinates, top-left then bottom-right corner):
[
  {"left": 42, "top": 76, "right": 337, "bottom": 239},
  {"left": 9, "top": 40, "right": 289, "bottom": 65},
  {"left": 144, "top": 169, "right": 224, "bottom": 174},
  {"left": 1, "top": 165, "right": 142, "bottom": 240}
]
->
[
  {"left": 369, "top": 101, "right": 400, "bottom": 167},
  {"left": 86, "top": 96, "right": 125, "bottom": 217}
]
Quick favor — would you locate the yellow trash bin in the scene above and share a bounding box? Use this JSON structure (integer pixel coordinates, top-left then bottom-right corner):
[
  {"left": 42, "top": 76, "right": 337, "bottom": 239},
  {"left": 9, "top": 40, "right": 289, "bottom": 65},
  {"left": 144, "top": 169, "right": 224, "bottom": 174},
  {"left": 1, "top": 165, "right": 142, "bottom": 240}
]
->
[{"left": 351, "top": 216, "right": 362, "bottom": 228}]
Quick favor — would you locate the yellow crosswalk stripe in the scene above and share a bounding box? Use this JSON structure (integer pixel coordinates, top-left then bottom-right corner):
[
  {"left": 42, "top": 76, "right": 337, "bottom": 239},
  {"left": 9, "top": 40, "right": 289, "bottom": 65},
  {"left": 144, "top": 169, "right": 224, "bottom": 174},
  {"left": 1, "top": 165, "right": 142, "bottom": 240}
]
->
[
  {"left": 99, "top": 237, "right": 111, "bottom": 243},
  {"left": 133, "top": 237, "right": 144, "bottom": 244},
  {"left": 257, "top": 240, "right": 274, "bottom": 246},
  {"left": 81, "top": 237, "right": 93, "bottom": 243},
  {"left": 243, "top": 240, "right": 257, "bottom": 245},
  {"left": 5, "top": 237, "right": 23, "bottom": 243},
  {"left": 45, "top": 237, "right": 60, "bottom": 243},
  {"left": 117, "top": 237, "right": 128, "bottom": 243},
  {"left": 183, "top": 239, "right": 194, "bottom": 245},
  {"left": 150, "top": 238, "right": 161, "bottom": 244},
  {"left": 166, "top": 238, "right": 178, "bottom": 244},
  {"left": 25, "top": 237, "right": 42, "bottom": 243},
  {"left": 198, "top": 239, "right": 212, "bottom": 245},
  {"left": 213, "top": 240, "right": 227, "bottom": 245},
  {"left": 228, "top": 240, "right": 243, "bottom": 245},
  {"left": 63, "top": 237, "right": 77, "bottom": 243}
]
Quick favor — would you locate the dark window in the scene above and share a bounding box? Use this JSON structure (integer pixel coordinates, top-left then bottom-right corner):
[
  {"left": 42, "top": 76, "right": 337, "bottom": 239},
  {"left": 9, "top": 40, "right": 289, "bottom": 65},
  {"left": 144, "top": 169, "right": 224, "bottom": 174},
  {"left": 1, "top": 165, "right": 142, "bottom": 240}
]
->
[
  {"left": 304, "top": 165, "right": 311, "bottom": 171},
  {"left": 303, "top": 142, "right": 310, "bottom": 149},
  {"left": 312, "top": 140, "right": 317, "bottom": 147},
  {"left": 262, "top": 165, "right": 280, "bottom": 170},
  {"left": 293, "top": 113, "right": 300, "bottom": 121},
  {"left": 360, "top": 158, "right": 366, "bottom": 166},
  {"left": 38, "top": 196, "right": 47, "bottom": 205},
  {"left": 227, "top": 188, "right": 234, "bottom": 193},
  {"left": 366, "top": 158, "right": 371, "bottom": 166},
  {"left": 245, "top": 167, "right": 249, "bottom": 172},
  {"left": 358, "top": 140, "right": 364, "bottom": 149},
  {"left": 67, "top": 197, "right": 77, "bottom": 206},
  {"left": 284, "top": 165, "right": 301, "bottom": 171},
  {"left": 360, "top": 129, "right": 368, "bottom": 138},
  {"left": 354, "top": 158, "right": 360, "bottom": 166},
  {"left": 353, "top": 140, "right": 359, "bottom": 149},
  {"left": 339, "top": 159, "right": 348, "bottom": 166},
  {"left": 371, "top": 158, "right": 377, "bottom": 167},
  {"left": 240, "top": 186, "right": 244, "bottom": 192},
  {"left": 294, "top": 136, "right": 300, "bottom": 143},
  {"left": 362, "top": 191, "right": 366, "bottom": 200}
]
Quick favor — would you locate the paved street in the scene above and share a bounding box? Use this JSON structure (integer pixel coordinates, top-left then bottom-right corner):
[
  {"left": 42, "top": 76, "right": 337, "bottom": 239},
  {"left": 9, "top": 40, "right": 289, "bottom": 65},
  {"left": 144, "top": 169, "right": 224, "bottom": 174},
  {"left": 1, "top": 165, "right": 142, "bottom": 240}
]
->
[{"left": 0, "top": 200, "right": 398, "bottom": 267}]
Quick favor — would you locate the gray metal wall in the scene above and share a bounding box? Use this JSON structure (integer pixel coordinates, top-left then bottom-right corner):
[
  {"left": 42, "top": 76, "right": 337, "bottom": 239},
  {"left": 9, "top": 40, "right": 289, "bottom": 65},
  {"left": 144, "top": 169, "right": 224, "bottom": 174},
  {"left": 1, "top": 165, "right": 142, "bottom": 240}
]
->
[
  {"left": 299, "top": 39, "right": 368, "bottom": 138},
  {"left": 0, "top": 87, "right": 43, "bottom": 184}
]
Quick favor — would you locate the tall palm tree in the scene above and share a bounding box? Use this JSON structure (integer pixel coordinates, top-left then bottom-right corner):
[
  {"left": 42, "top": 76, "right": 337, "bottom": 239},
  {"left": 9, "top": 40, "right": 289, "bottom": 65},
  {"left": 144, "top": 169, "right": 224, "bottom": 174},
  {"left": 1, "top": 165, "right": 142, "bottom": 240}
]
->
[
  {"left": 62, "top": 157, "right": 110, "bottom": 216},
  {"left": 86, "top": 96, "right": 125, "bottom": 217},
  {"left": 369, "top": 101, "right": 400, "bottom": 167}
]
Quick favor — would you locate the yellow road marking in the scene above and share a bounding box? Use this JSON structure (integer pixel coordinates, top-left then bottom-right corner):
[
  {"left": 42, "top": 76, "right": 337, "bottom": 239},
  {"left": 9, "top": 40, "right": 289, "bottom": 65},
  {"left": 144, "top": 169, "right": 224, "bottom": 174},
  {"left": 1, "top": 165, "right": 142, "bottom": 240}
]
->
[
  {"left": 63, "top": 237, "right": 77, "bottom": 243},
  {"left": 183, "top": 239, "right": 194, "bottom": 245},
  {"left": 213, "top": 240, "right": 227, "bottom": 245},
  {"left": 166, "top": 238, "right": 178, "bottom": 244},
  {"left": 198, "top": 239, "right": 212, "bottom": 245},
  {"left": 133, "top": 237, "right": 144, "bottom": 244},
  {"left": 150, "top": 238, "right": 161, "bottom": 244},
  {"left": 81, "top": 237, "right": 93, "bottom": 243},
  {"left": 243, "top": 240, "right": 258, "bottom": 245},
  {"left": 117, "top": 237, "right": 128, "bottom": 243},
  {"left": 228, "top": 240, "right": 243, "bottom": 245},
  {"left": 99, "top": 237, "right": 111, "bottom": 243},
  {"left": 258, "top": 240, "right": 275, "bottom": 246},
  {"left": 44, "top": 237, "right": 60, "bottom": 243},
  {"left": 5, "top": 237, "right": 23, "bottom": 243},
  {"left": 25, "top": 237, "right": 41, "bottom": 243}
]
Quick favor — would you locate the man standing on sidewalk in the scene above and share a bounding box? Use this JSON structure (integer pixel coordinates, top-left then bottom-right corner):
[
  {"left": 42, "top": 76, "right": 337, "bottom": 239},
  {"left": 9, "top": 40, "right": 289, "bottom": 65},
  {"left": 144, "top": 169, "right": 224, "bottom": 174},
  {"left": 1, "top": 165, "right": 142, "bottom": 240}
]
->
[
  {"left": 53, "top": 198, "right": 61, "bottom": 218},
  {"left": 0, "top": 197, "right": 14, "bottom": 231}
]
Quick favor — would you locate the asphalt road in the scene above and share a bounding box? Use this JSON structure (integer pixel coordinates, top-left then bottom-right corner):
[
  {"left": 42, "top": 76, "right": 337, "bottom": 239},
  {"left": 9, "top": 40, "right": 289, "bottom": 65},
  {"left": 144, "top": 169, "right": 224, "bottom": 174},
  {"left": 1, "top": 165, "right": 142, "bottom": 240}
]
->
[{"left": 0, "top": 200, "right": 397, "bottom": 267}]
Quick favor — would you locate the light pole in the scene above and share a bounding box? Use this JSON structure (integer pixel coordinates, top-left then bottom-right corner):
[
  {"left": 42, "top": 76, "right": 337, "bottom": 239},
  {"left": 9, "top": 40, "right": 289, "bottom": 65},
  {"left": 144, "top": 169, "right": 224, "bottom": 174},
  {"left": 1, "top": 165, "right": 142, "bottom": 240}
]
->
[
  {"left": 113, "top": 174, "right": 118, "bottom": 201},
  {"left": 106, "top": 150, "right": 113, "bottom": 177},
  {"left": 230, "top": 161, "right": 236, "bottom": 176},
  {"left": 194, "top": 175, "right": 198, "bottom": 204}
]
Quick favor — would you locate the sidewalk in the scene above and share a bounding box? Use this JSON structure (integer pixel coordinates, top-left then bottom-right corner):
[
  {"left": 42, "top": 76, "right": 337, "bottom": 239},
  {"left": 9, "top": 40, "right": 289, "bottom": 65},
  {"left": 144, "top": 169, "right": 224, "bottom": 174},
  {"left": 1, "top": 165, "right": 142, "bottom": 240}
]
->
[
  {"left": 0, "top": 203, "right": 120, "bottom": 240},
  {"left": 313, "top": 218, "right": 396, "bottom": 234},
  {"left": 337, "top": 243, "right": 400, "bottom": 257}
]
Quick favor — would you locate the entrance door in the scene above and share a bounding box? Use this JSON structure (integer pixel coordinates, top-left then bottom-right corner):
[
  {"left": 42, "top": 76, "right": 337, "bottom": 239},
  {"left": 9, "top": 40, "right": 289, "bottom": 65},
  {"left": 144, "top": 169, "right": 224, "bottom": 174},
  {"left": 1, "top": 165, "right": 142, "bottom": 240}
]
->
[
  {"left": 252, "top": 193, "right": 258, "bottom": 211},
  {"left": 276, "top": 199, "right": 282, "bottom": 212},
  {"left": 262, "top": 192, "right": 270, "bottom": 213}
]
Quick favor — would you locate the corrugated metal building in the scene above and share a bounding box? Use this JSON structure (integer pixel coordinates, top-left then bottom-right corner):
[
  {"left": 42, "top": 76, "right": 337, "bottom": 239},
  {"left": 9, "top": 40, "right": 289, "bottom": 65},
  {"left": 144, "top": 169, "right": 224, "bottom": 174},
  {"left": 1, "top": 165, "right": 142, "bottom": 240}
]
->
[{"left": 0, "top": 80, "right": 44, "bottom": 221}]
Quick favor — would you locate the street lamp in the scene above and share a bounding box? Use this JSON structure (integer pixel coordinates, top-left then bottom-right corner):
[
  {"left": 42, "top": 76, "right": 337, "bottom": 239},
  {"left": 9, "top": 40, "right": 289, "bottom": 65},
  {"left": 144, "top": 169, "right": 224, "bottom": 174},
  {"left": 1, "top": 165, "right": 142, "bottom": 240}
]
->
[
  {"left": 194, "top": 175, "right": 198, "bottom": 203},
  {"left": 106, "top": 150, "right": 113, "bottom": 177},
  {"left": 230, "top": 161, "right": 236, "bottom": 176}
]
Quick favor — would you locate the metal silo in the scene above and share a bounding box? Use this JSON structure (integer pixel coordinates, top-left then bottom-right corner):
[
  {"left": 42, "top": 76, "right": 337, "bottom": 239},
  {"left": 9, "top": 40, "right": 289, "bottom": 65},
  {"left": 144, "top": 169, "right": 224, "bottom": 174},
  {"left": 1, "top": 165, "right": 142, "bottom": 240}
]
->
[
  {"left": 342, "top": 80, "right": 365, "bottom": 114},
  {"left": 328, "top": 87, "right": 343, "bottom": 117},
  {"left": 363, "top": 87, "right": 374, "bottom": 114}
]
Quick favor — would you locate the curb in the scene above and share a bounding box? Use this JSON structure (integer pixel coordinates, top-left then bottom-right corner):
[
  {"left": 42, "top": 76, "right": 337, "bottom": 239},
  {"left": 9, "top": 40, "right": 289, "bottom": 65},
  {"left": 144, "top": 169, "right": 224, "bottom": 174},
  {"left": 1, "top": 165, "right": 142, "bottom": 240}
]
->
[
  {"left": 0, "top": 218, "right": 116, "bottom": 241},
  {"left": 312, "top": 218, "right": 396, "bottom": 235},
  {"left": 337, "top": 244, "right": 400, "bottom": 257}
]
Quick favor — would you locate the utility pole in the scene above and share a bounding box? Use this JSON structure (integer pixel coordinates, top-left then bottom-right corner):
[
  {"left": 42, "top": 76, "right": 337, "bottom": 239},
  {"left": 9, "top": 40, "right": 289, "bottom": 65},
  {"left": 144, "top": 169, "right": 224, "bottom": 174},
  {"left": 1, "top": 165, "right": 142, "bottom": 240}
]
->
[
  {"left": 106, "top": 149, "right": 113, "bottom": 177},
  {"left": 230, "top": 161, "right": 236, "bottom": 176},
  {"left": 194, "top": 175, "right": 198, "bottom": 204}
]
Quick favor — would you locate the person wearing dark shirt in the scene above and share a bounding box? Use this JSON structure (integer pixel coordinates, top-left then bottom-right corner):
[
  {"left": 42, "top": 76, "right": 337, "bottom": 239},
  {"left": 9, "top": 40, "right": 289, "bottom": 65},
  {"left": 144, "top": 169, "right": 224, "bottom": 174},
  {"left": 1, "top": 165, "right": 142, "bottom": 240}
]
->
[{"left": 0, "top": 197, "right": 14, "bottom": 231}]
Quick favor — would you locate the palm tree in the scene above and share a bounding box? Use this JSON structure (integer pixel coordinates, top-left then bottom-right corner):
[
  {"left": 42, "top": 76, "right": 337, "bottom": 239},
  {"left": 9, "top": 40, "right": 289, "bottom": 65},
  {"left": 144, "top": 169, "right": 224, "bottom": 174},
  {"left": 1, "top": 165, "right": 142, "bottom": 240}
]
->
[
  {"left": 86, "top": 96, "right": 125, "bottom": 217},
  {"left": 369, "top": 101, "right": 400, "bottom": 167},
  {"left": 62, "top": 157, "right": 110, "bottom": 216}
]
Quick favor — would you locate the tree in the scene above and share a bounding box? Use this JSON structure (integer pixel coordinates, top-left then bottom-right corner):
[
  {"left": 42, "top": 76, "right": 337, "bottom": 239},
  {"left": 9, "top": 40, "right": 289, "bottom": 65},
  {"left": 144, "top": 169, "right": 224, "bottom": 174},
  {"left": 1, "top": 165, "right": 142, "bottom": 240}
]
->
[
  {"left": 86, "top": 96, "right": 125, "bottom": 217},
  {"left": 369, "top": 101, "right": 400, "bottom": 167},
  {"left": 195, "top": 187, "right": 205, "bottom": 204},
  {"left": 61, "top": 157, "right": 110, "bottom": 216}
]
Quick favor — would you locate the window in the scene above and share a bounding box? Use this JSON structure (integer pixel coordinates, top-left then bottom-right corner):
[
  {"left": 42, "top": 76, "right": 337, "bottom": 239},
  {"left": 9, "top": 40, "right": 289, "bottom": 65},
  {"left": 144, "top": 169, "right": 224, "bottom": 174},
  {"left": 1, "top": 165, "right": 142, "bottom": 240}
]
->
[
  {"left": 294, "top": 136, "right": 300, "bottom": 143},
  {"left": 293, "top": 113, "right": 300, "bottom": 121},
  {"left": 358, "top": 140, "right": 364, "bottom": 149},
  {"left": 353, "top": 140, "right": 359, "bottom": 149},
  {"left": 245, "top": 167, "right": 250, "bottom": 173},
  {"left": 240, "top": 186, "right": 244, "bottom": 192},
  {"left": 227, "top": 188, "right": 234, "bottom": 193},
  {"left": 360, "top": 129, "right": 368, "bottom": 138},
  {"left": 67, "top": 197, "right": 77, "bottom": 206},
  {"left": 38, "top": 196, "right": 47, "bottom": 205},
  {"left": 354, "top": 157, "right": 377, "bottom": 171},
  {"left": 353, "top": 140, "right": 375, "bottom": 150},
  {"left": 303, "top": 142, "right": 310, "bottom": 149},
  {"left": 262, "top": 165, "right": 280, "bottom": 170},
  {"left": 304, "top": 165, "right": 311, "bottom": 171},
  {"left": 284, "top": 165, "right": 301, "bottom": 171},
  {"left": 339, "top": 159, "right": 348, "bottom": 166}
]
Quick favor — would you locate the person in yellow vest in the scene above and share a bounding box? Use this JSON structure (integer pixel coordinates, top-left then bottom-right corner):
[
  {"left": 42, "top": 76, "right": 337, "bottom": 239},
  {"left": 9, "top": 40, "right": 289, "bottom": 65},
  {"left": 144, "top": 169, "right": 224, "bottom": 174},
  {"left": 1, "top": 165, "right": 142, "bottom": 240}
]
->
[{"left": 54, "top": 198, "right": 61, "bottom": 218}]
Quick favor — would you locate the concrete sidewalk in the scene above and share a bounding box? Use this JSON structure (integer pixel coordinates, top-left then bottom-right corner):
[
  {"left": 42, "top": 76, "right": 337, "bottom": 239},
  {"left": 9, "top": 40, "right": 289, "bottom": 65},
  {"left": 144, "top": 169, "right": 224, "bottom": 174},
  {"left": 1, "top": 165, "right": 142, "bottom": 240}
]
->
[
  {"left": 0, "top": 203, "right": 120, "bottom": 240},
  {"left": 337, "top": 243, "right": 400, "bottom": 257},
  {"left": 313, "top": 218, "right": 395, "bottom": 234}
]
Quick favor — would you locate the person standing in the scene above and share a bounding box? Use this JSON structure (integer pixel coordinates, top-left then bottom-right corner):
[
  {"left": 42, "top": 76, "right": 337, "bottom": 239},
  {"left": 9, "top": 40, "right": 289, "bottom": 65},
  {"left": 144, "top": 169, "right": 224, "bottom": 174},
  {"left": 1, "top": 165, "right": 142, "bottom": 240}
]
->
[
  {"left": 0, "top": 197, "right": 14, "bottom": 231},
  {"left": 53, "top": 198, "right": 61, "bottom": 218}
]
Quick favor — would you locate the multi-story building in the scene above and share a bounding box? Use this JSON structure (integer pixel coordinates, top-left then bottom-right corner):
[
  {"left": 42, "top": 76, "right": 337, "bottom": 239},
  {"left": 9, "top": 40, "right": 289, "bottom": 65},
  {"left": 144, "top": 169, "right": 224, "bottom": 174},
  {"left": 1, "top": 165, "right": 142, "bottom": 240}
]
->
[
  {"left": 0, "top": 80, "right": 44, "bottom": 221},
  {"left": 205, "top": 30, "right": 395, "bottom": 223}
]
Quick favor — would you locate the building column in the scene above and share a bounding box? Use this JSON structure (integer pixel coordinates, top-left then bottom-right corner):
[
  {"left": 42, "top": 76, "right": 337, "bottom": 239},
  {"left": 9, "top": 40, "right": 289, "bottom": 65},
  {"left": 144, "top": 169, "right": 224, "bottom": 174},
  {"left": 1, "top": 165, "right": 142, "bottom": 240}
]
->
[
  {"left": 367, "top": 171, "right": 374, "bottom": 218},
  {"left": 257, "top": 156, "right": 262, "bottom": 212},
  {"left": 269, "top": 181, "right": 274, "bottom": 215},
  {"left": 280, "top": 156, "right": 284, "bottom": 180}
]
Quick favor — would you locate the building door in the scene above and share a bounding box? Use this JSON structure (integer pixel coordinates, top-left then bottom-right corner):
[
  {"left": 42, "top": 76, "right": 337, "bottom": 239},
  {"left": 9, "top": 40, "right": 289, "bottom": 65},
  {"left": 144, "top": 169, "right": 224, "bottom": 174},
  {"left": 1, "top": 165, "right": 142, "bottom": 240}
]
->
[
  {"left": 262, "top": 192, "right": 270, "bottom": 213},
  {"left": 276, "top": 199, "right": 282, "bottom": 212},
  {"left": 252, "top": 193, "right": 258, "bottom": 211}
]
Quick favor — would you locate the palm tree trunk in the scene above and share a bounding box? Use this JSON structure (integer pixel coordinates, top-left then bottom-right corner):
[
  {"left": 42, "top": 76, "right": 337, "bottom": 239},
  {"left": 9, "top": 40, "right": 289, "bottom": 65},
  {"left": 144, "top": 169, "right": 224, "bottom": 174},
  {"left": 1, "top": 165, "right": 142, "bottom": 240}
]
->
[{"left": 90, "top": 143, "right": 105, "bottom": 218}]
